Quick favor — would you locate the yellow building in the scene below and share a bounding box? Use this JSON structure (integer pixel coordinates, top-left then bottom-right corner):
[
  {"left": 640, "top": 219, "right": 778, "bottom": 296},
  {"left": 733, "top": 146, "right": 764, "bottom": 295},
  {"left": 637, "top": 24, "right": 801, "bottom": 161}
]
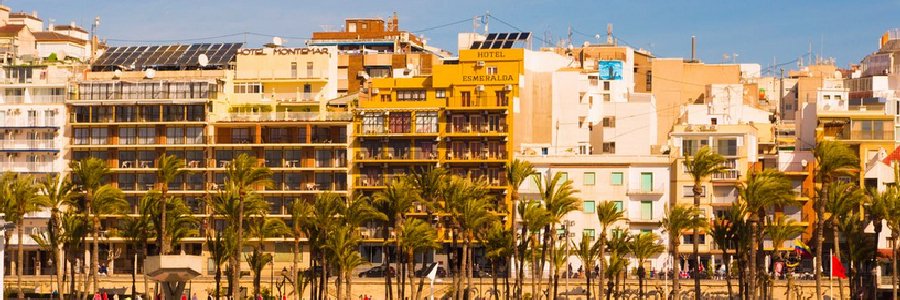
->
[
  {"left": 816, "top": 108, "right": 895, "bottom": 189},
  {"left": 355, "top": 47, "right": 520, "bottom": 262}
]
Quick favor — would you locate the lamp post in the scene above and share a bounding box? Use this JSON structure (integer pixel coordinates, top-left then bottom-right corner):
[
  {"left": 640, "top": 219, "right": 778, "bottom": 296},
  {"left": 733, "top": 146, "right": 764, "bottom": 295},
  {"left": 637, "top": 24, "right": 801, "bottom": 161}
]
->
[
  {"left": 278, "top": 267, "right": 292, "bottom": 300},
  {"left": 0, "top": 215, "right": 15, "bottom": 300}
]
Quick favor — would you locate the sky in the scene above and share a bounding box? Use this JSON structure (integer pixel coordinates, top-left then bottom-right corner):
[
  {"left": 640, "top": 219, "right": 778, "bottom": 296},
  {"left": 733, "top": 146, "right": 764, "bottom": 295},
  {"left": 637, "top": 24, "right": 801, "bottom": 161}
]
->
[{"left": 9, "top": 0, "right": 899, "bottom": 75}]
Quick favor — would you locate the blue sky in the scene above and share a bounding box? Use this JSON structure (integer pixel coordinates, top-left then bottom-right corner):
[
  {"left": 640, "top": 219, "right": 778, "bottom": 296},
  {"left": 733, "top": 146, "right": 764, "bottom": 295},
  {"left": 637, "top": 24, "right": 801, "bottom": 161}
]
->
[{"left": 10, "top": 0, "right": 898, "bottom": 74}]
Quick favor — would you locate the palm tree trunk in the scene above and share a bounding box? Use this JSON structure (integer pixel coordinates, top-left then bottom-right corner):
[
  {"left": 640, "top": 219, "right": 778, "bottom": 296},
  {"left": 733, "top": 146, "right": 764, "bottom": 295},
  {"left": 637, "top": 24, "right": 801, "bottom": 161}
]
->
[
  {"left": 516, "top": 227, "right": 528, "bottom": 299},
  {"left": 672, "top": 242, "right": 680, "bottom": 299},
  {"left": 892, "top": 235, "right": 898, "bottom": 300},
  {"left": 159, "top": 187, "right": 168, "bottom": 255},
  {"left": 409, "top": 252, "right": 417, "bottom": 300},
  {"left": 599, "top": 234, "right": 607, "bottom": 300},
  {"left": 142, "top": 245, "right": 149, "bottom": 298},
  {"left": 383, "top": 224, "right": 392, "bottom": 300},
  {"left": 692, "top": 184, "right": 702, "bottom": 300},
  {"left": 215, "top": 263, "right": 222, "bottom": 300},
  {"left": 749, "top": 219, "right": 758, "bottom": 300},
  {"left": 491, "top": 260, "right": 499, "bottom": 300},
  {"left": 92, "top": 215, "right": 101, "bottom": 297},
  {"left": 56, "top": 243, "right": 63, "bottom": 300},
  {"left": 510, "top": 194, "right": 520, "bottom": 299},
  {"left": 539, "top": 225, "right": 550, "bottom": 299},
  {"left": 815, "top": 186, "right": 825, "bottom": 300},
  {"left": 395, "top": 219, "right": 404, "bottom": 300},
  {"left": 335, "top": 270, "right": 342, "bottom": 300},
  {"left": 639, "top": 264, "right": 645, "bottom": 299},
  {"left": 293, "top": 235, "right": 300, "bottom": 300},
  {"left": 550, "top": 223, "right": 560, "bottom": 300},
  {"left": 585, "top": 262, "right": 591, "bottom": 300},
  {"left": 722, "top": 250, "right": 733, "bottom": 299},
  {"left": 531, "top": 236, "right": 538, "bottom": 300},
  {"left": 345, "top": 270, "right": 352, "bottom": 300},
  {"left": 461, "top": 240, "right": 469, "bottom": 300},
  {"left": 322, "top": 257, "right": 329, "bottom": 300},
  {"left": 233, "top": 193, "right": 246, "bottom": 300},
  {"left": 17, "top": 218, "right": 25, "bottom": 299},
  {"left": 833, "top": 223, "right": 844, "bottom": 300}
]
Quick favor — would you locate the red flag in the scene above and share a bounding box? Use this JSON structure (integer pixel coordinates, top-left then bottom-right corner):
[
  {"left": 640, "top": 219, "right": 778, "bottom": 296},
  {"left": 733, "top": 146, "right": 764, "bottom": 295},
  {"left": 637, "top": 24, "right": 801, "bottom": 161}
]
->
[{"left": 831, "top": 255, "right": 847, "bottom": 279}]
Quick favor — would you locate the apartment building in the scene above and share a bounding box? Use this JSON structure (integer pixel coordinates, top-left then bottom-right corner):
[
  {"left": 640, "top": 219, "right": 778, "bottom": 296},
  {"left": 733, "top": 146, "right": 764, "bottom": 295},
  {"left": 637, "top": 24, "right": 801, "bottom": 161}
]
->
[
  {"left": 309, "top": 15, "right": 447, "bottom": 94},
  {"left": 213, "top": 45, "right": 351, "bottom": 270},
  {"left": 67, "top": 43, "right": 240, "bottom": 276}
]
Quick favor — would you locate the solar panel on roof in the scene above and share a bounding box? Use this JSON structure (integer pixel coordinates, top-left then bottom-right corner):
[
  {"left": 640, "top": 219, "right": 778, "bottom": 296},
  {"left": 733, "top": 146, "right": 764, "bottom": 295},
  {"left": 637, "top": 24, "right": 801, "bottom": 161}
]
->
[
  {"left": 502, "top": 40, "right": 514, "bottom": 49},
  {"left": 485, "top": 33, "right": 498, "bottom": 40},
  {"left": 92, "top": 42, "right": 243, "bottom": 70}
]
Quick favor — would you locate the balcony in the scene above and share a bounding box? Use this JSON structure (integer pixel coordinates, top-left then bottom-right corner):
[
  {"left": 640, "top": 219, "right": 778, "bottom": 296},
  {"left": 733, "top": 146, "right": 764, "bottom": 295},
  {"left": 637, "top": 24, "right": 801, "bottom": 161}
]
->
[
  {"left": 356, "top": 174, "right": 403, "bottom": 188},
  {"left": 117, "top": 160, "right": 156, "bottom": 169},
  {"left": 445, "top": 150, "right": 508, "bottom": 161},
  {"left": 626, "top": 185, "right": 665, "bottom": 196},
  {"left": 712, "top": 169, "right": 740, "bottom": 181},
  {"left": 219, "top": 112, "right": 352, "bottom": 122},
  {"left": 0, "top": 162, "right": 54, "bottom": 173},
  {"left": 0, "top": 139, "right": 56, "bottom": 151},
  {"left": 165, "top": 136, "right": 208, "bottom": 145},
  {"left": 31, "top": 95, "right": 65, "bottom": 104},
  {"left": 269, "top": 181, "right": 347, "bottom": 192},
  {"left": 446, "top": 123, "right": 508, "bottom": 134}
]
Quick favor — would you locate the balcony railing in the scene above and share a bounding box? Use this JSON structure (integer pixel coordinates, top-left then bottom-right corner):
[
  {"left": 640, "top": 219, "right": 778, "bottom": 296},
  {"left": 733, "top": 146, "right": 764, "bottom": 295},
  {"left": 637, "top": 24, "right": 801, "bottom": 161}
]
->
[
  {"left": 446, "top": 151, "right": 508, "bottom": 161},
  {"left": 31, "top": 95, "right": 65, "bottom": 104},
  {"left": 446, "top": 123, "right": 508, "bottom": 134},
  {"left": 269, "top": 181, "right": 348, "bottom": 191},
  {"left": 0, "top": 139, "right": 55, "bottom": 150},
  {"left": 356, "top": 174, "right": 403, "bottom": 187},
  {"left": 626, "top": 185, "right": 666, "bottom": 196},
  {"left": 0, "top": 162, "right": 54, "bottom": 172},
  {"left": 220, "top": 112, "right": 352, "bottom": 122},
  {"left": 712, "top": 170, "right": 741, "bottom": 180},
  {"left": 117, "top": 160, "right": 156, "bottom": 169}
]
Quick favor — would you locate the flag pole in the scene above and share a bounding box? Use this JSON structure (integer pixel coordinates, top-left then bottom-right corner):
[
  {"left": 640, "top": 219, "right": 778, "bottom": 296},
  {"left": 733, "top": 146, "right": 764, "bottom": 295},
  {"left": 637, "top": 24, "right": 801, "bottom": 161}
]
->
[{"left": 829, "top": 249, "right": 833, "bottom": 300}]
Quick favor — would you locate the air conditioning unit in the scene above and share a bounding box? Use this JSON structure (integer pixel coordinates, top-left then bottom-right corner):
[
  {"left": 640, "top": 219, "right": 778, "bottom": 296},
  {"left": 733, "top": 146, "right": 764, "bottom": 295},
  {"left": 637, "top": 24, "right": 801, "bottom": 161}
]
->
[
  {"left": 371, "top": 88, "right": 380, "bottom": 94},
  {"left": 476, "top": 85, "right": 486, "bottom": 92},
  {"left": 503, "top": 84, "right": 513, "bottom": 91},
  {"left": 476, "top": 61, "right": 486, "bottom": 67}
]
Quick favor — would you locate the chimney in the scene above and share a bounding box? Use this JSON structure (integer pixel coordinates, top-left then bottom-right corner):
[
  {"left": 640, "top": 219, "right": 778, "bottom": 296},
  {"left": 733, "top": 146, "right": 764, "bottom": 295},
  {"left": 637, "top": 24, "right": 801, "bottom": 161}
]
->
[{"left": 691, "top": 35, "right": 696, "bottom": 62}]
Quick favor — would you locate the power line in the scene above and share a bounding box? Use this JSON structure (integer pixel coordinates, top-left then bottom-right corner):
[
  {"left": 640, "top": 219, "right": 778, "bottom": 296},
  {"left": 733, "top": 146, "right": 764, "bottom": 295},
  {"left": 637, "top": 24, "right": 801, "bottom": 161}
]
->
[
  {"left": 486, "top": 13, "right": 550, "bottom": 46},
  {"left": 412, "top": 17, "right": 476, "bottom": 33}
]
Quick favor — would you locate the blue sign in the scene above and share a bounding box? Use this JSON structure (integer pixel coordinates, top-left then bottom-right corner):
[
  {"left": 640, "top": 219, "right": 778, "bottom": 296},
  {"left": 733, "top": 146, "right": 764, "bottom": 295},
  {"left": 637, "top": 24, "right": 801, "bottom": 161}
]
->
[{"left": 598, "top": 61, "right": 623, "bottom": 80}]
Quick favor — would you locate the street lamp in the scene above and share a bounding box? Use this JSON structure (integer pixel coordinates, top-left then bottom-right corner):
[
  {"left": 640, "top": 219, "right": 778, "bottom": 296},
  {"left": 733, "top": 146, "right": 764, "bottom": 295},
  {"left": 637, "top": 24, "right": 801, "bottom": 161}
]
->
[
  {"left": 277, "top": 267, "right": 292, "bottom": 300},
  {"left": 0, "top": 215, "right": 15, "bottom": 300}
]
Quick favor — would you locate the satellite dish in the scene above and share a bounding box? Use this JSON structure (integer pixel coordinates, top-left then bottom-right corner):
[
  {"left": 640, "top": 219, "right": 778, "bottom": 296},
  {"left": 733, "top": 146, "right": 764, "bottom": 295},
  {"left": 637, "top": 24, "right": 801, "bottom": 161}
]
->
[
  {"left": 113, "top": 69, "right": 122, "bottom": 78},
  {"left": 198, "top": 54, "right": 209, "bottom": 67},
  {"left": 144, "top": 68, "right": 156, "bottom": 79},
  {"left": 272, "top": 36, "right": 283, "bottom": 47}
]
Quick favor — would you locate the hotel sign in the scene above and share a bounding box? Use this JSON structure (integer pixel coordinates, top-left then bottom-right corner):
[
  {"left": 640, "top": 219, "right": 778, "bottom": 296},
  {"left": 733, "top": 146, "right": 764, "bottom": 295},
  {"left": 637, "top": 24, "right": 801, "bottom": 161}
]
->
[
  {"left": 462, "top": 74, "right": 515, "bottom": 82},
  {"left": 238, "top": 48, "right": 330, "bottom": 56}
]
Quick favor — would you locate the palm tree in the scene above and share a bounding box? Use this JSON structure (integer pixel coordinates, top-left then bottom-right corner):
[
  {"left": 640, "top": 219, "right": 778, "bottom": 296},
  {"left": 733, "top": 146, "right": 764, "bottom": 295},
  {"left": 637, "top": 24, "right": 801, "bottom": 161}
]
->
[
  {"left": 517, "top": 200, "right": 551, "bottom": 300},
  {"left": 373, "top": 179, "right": 419, "bottom": 300},
  {"left": 533, "top": 171, "right": 580, "bottom": 300},
  {"left": 765, "top": 215, "right": 804, "bottom": 300},
  {"left": 710, "top": 203, "right": 745, "bottom": 299},
  {"left": 595, "top": 201, "right": 624, "bottom": 300},
  {"left": 838, "top": 210, "right": 873, "bottom": 299},
  {"left": 630, "top": 232, "right": 665, "bottom": 299},
  {"left": 483, "top": 221, "right": 513, "bottom": 300},
  {"left": 206, "top": 229, "right": 235, "bottom": 300},
  {"left": 404, "top": 167, "right": 448, "bottom": 298},
  {"left": 325, "top": 225, "right": 367, "bottom": 300},
  {"left": 3, "top": 173, "right": 48, "bottom": 299},
  {"left": 821, "top": 182, "right": 864, "bottom": 300},
  {"left": 224, "top": 153, "right": 272, "bottom": 300},
  {"left": 682, "top": 145, "right": 725, "bottom": 300},
  {"left": 876, "top": 185, "right": 900, "bottom": 300},
  {"left": 866, "top": 185, "right": 894, "bottom": 298},
  {"left": 812, "top": 140, "right": 858, "bottom": 299},
  {"left": 398, "top": 218, "right": 440, "bottom": 300},
  {"left": 507, "top": 159, "right": 535, "bottom": 298},
  {"left": 738, "top": 168, "right": 796, "bottom": 298},
  {"left": 155, "top": 153, "right": 188, "bottom": 256},
  {"left": 290, "top": 198, "right": 313, "bottom": 300},
  {"left": 35, "top": 174, "right": 72, "bottom": 300},
  {"left": 70, "top": 157, "right": 127, "bottom": 296},
  {"left": 247, "top": 217, "right": 289, "bottom": 296},
  {"left": 605, "top": 230, "right": 632, "bottom": 298},
  {"left": 210, "top": 184, "right": 268, "bottom": 298},
  {"left": 571, "top": 235, "right": 600, "bottom": 300},
  {"left": 59, "top": 211, "right": 89, "bottom": 299},
  {"left": 662, "top": 204, "right": 707, "bottom": 299},
  {"left": 443, "top": 176, "right": 495, "bottom": 299},
  {"left": 119, "top": 210, "right": 151, "bottom": 300}
]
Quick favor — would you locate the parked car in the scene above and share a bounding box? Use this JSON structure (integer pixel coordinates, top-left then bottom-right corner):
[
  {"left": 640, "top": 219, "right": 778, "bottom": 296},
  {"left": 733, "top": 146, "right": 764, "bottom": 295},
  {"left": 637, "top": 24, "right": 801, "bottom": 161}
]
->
[
  {"left": 414, "top": 263, "right": 447, "bottom": 278},
  {"left": 358, "top": 265, "right": 395, "bottom": 278}
]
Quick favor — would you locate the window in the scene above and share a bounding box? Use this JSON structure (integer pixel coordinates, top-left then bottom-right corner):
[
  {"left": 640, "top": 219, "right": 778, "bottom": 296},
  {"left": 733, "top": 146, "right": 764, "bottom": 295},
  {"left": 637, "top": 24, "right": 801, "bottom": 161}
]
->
[
  {"left": 682, "top": 185, "right": 707, "bottom": 197},
  {"left": 380, "top": 94, "right": 392, "bottom": 102},
  {"left": 116, "top": 106, "right": 137, "bottom": 122},
  {"left": 435, "top": 90, "right": 447, "bottom": 98},
  {"left": 857, "top": 120, "right": 885, "bottom": 140},
  {"left": 602, "top": 142, "right": 615, "bottom": 154},
  {"left": 640, "top": 201, "right": 652, "bottom": 220},
  {"left": 823, "top": 95, "right": 831, "bottom": 100},
  {"left": 583, "top": 201, "right": 596, "bottom": 213},
  {"left": 589, "top": 76, "right": 598, "bottom": 86},
  {"left": 460, "top": 92, "right": 472, "bottom": 107},
  {"left": 234, "top": 83, "right": 263, "bottom": 94},
  {"left": 137, "top": 127, "right": 156, "bottom": 144},
  {"left": 584, "top": 172, "right": 596, "bottom": 185},
  {"left": 602, "top": 116, "right": 616, "bottom": 127},
  {"left": 388, "top": 112, "right": 411, "bottom": 133},
  {"left": 397, "top": 90, "right": 426, "bottom": 101},
  {"left": 486, "top": 66, "right": 498, "bottom": 75},
  {"left": 603, "top": 81, "right": 610, "bottom": 91},
  {"left": 603, "top": 94, "right": 611, "bottom": 102},
  {"left": 683, "top": 234, "right": 706, "bottom": 244},
  {"left": 613, "top": 201, "right": 624, "bottom": 213},
  {"left": 362, "top": 112, "right": 385, "bottom": 134},
  {"left": 415, "top": 112, "right": 438, "bottom": 133},
  {"left": 640, "top": 172, "right": 653, "bottom": 192},
  {"left": 583, "top": 229, "right": 596, "bottom": 240},
  {"left": 291, "top": 62, "right": 297, "bottom": 78},
  {"left": 611, "top": 172, "right": 623, "bottom": 185},
  {"left": 166, "top": 127, "right": 185, "bottom": 144},
  {"left": 90, "top": 128, "right": 108, "bottom": 145},
  {"left": 73, "top": 128, "right": 89, "bottom": 145},
  {"left": 716, "top": 139, "right": 737, "bottom": 156},
  {"left": 682, "top": 139, "right": 709, "bottom": 156},
  {"left": 557, "top": 172, "right": 568, "bottom": 184},
  {"left": 232, "top": 128, "right": 252, "bottom": 143},
  {"left": 119, "top": 127, "right": 136, "bottom": 145},
  {"left": 306, "top": 62, "right": 314, "bottom": 78}
]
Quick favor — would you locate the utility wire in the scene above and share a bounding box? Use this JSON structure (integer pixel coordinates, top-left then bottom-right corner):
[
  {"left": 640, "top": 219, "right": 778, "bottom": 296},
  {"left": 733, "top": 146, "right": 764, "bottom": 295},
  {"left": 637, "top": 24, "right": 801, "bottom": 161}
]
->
[{"left": 412, "top": 17, "right": 476, "bottom": 33}]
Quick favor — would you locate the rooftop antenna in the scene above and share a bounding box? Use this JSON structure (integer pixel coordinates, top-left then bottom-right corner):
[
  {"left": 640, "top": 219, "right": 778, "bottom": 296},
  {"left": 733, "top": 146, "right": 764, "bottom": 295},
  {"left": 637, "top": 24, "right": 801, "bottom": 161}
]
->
[
  {"left": 567, "top": 26, "right": 572, "bottom": 48},
  {"left": 606, "top": 23, "right": 613, "bottom": 44},
  {"left": 691, "top": 35, "right": 696, "bottom": 62},
  {"left": 483, "top": 12, "right": 489, "bottom": 34}
]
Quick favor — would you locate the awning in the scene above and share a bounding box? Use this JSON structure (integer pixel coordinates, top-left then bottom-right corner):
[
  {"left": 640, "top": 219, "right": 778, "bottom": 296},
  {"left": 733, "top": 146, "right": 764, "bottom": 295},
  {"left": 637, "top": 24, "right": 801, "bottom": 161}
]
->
[{"left": 327, "top": 92, "right": 358, "bottom": 108}]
